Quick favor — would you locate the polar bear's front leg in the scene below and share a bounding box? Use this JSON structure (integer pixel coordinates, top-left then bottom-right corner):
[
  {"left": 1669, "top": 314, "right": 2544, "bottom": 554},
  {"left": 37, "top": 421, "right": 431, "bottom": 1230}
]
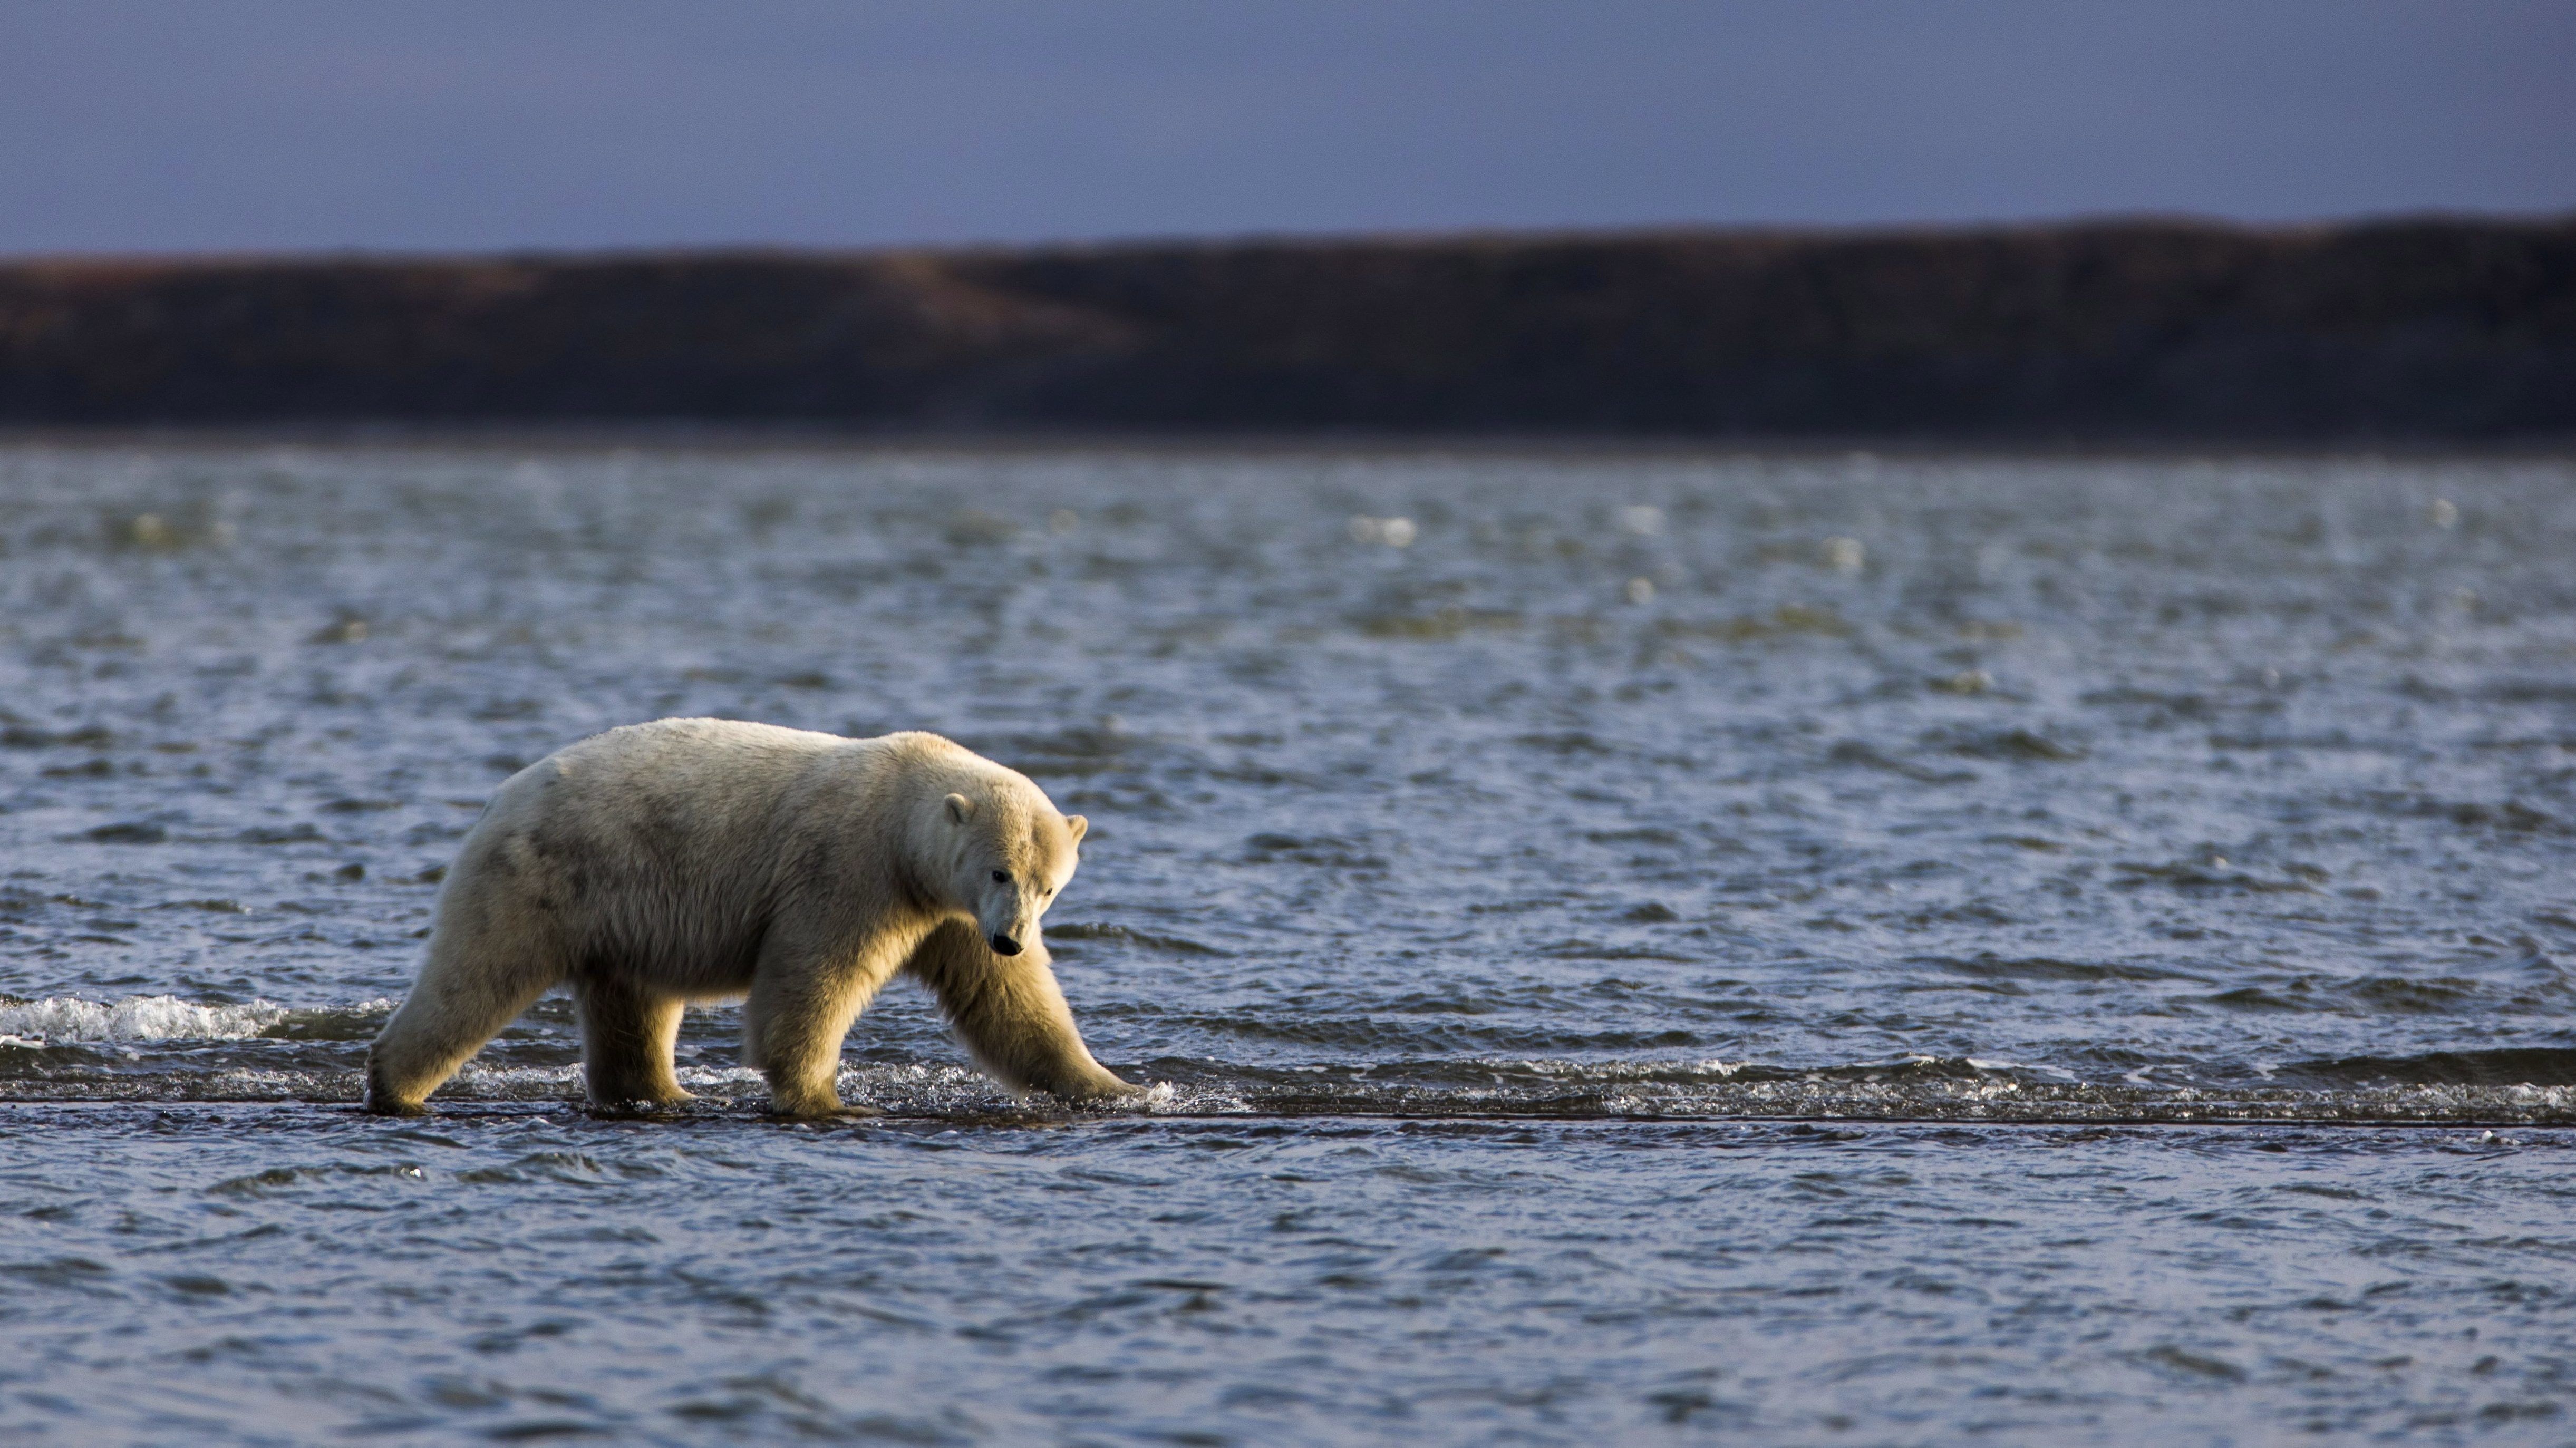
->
[
  {"left": 743, "top": 934, "right": 898, "bottom": 1118},
  {"left": 904, "top": 919, "right": 1140, "bottom": 1103}
]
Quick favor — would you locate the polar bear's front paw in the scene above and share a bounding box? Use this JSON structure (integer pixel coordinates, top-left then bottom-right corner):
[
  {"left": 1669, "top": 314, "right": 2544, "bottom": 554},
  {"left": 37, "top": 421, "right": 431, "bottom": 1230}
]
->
[{"left": 1048, "top": 1070, "right": 1148, "bottom": 1106}]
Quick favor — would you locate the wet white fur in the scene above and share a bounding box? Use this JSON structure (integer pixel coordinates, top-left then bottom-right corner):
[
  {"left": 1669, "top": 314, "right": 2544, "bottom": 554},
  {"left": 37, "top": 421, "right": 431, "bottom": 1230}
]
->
[{"left": 364, "top": 718, "right": 1135, "bottom": 1116}]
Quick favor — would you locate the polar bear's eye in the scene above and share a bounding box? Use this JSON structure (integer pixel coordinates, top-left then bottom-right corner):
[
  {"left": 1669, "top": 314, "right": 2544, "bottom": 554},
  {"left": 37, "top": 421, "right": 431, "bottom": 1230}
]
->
[{"left": 992, "top": 870, "right": 1011, "bottom": 884}]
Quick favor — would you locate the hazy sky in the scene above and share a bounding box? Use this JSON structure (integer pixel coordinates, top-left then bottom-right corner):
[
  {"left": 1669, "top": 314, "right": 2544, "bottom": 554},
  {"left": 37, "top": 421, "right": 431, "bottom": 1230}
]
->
[{"left": 4, "top": 1, "right": 2570, "bottom": 256}]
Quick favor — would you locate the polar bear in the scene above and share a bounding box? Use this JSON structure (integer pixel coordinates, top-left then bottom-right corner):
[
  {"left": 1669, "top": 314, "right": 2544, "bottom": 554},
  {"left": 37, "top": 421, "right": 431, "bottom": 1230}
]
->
[{"left": 364, "top": 718, "right": 1138, "bottom": 1116}]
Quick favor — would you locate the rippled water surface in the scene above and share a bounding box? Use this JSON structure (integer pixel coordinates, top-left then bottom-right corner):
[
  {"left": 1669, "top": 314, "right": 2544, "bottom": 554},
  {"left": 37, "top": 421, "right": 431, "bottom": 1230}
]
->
[{"left": 3, "top": 440, "right": 2573, "bottom": 1442}]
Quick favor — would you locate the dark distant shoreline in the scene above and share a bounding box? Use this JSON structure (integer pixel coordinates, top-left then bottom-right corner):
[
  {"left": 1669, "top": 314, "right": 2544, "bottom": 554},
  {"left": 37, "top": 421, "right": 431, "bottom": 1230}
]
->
[{"left": 4, "top": 217, "right": 2571, "bottom": 439}]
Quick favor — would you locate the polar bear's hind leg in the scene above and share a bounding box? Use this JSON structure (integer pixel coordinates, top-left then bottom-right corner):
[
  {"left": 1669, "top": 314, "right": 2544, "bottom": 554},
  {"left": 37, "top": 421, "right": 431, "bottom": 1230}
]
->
[{"left": 364, "top": 918, "right": 567, "bottom": 1114}]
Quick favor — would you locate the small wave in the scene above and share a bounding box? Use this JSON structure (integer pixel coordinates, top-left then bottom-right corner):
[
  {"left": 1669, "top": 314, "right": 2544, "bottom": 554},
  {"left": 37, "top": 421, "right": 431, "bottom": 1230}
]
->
[
  {"left": 1047, "top": 921, "right": 1227, "bottom": 955},
  {"left": 0, "top": 995, "right": 290, "bottom": 1044},
  {"left": 1963, "top": 1056, "right": 2079, "bottom": 1081},
  {"left": 1924, "top": 953, "right": 2213, "bottom": 985}
]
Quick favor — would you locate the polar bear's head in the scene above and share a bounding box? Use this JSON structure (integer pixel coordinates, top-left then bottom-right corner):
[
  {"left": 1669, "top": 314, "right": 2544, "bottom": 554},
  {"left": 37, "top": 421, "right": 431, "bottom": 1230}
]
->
[{"left": 941, "top": 788, "right": 1087, "bottom": 957}]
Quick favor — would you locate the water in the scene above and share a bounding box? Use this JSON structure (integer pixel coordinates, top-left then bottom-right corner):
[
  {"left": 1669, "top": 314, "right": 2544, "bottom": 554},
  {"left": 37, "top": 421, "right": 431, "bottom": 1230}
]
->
[{"left": 3, "top": 439, "right": 2572, "bottom": 1442}]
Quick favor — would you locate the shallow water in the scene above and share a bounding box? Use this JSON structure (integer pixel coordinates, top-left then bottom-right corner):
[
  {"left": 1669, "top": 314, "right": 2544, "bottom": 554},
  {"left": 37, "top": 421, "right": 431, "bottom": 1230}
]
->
[{"left": 3, "top": 440, "right": 2573, "bottom": 1441}]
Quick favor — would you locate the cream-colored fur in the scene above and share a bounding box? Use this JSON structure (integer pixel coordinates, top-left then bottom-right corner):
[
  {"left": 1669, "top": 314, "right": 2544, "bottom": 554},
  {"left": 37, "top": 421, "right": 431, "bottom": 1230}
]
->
[{"left": 364, "top": 718, "right": 1137, "bottom": 1116}]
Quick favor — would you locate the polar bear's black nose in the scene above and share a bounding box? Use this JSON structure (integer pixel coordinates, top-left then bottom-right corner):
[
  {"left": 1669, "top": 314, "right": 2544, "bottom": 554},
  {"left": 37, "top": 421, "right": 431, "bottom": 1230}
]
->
[{"left": 989, "top": 932, "right": 1022, "bottom": 956}]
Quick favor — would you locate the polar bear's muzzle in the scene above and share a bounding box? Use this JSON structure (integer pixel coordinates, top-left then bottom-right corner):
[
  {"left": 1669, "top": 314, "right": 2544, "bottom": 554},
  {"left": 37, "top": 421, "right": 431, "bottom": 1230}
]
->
[{"left": 989, "top": 931, "right": 1024, "bottom": 956}]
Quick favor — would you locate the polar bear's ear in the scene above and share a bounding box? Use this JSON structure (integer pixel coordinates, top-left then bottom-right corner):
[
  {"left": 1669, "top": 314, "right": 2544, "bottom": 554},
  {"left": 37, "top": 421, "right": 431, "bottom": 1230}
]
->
[
  {"left": 944, "top": 793, "right": 976, "bottom": 825},
  {"left": 1064, "top": 814, "right": 1088, "bottom": 843}
]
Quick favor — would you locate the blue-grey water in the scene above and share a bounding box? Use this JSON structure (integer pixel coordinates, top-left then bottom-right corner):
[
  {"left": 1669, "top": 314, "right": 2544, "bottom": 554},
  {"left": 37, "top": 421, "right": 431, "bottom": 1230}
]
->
[{"left": 2, "top": 440, "right": 2572, "bottom": 1443}]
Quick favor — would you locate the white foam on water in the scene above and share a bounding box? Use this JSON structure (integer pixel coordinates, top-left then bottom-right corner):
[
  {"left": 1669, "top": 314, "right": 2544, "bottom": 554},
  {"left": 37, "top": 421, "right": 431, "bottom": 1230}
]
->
[
  {"left": 1967, "top": 1057, "right": 2079, "bottom": 1081},
  {"left": 0, "top": 995, "right": 289, "bottom": 1043},
  {"left": 1141, "top": 1081, "right": 1251, "bottom": 1114},
  {"left": 452, "top": 1064, "right": 583, "bottom": 1085}
]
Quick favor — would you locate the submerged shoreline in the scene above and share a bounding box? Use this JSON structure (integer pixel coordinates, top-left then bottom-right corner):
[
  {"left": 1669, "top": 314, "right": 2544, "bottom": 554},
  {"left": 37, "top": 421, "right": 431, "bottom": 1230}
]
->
[{"left": 7, "top": 991, "right": 2574, "bottom": 1126}]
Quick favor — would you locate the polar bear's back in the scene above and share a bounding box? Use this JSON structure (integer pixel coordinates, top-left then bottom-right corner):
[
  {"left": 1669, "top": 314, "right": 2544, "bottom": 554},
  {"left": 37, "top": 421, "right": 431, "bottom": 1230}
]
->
[
  {"left": 447, "top": 718, "right": 931, "bottom": 995},
  {"left": 493, "top": 717, "right": 849, "bottom": 850}
]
